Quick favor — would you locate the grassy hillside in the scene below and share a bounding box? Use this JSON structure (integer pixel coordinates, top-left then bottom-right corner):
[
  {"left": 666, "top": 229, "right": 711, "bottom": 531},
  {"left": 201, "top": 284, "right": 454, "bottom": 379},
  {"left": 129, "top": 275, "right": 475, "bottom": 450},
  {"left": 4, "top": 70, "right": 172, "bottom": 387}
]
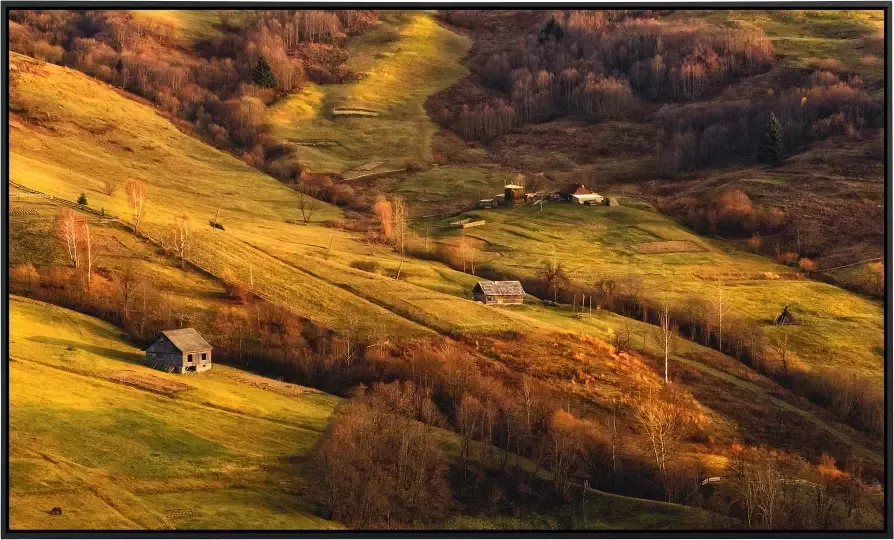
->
[
  {"left": 8, "top": 295, "right": 341, "bottom": 530},
  {"left": 10, "top": 296, "right": 721, "bottom": 531},
  {"left": 9, "top": 47, "right": 882, "bottom": 466},
  {"left": 423, "top": 201, "right": 884, "bottom": 383},
  {"left": 268, "top": 11, "right": 471, "bottom": 174},
  {"left": 9, "top": 52, "right": 435, "bottom": 341}
]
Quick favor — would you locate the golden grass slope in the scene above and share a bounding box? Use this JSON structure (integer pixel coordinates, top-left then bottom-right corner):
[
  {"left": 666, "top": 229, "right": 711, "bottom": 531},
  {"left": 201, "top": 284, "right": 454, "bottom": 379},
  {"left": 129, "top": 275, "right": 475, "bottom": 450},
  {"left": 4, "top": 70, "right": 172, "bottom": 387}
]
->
[
  {"left": 8, "top": 295, "right": 341, "bottom": 530},
  {"left": 8, "top": 52, "right": 433, "bottom": 340},
  {"left": 268, "top": 11, "right": 471, "bottom": 173}
]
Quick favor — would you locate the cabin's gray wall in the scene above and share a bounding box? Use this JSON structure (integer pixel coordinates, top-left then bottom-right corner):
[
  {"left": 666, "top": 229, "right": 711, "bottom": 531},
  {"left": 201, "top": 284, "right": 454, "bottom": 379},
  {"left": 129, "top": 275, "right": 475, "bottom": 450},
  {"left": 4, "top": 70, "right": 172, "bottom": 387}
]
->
[{"left": 146, "top": 335, "right": 212, "bottom": 373}]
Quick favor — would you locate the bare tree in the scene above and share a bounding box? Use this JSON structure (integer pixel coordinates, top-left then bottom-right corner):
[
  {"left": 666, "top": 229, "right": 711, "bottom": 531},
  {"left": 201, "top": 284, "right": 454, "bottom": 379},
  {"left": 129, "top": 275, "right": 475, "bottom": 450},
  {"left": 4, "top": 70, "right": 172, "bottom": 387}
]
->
[
  {"left": 728, "top": 446, "right": 783, "bottom": 529},
  {"left": 770, "top": 325, "right": 792, "bottom": 376},
  {"left": 728, "top": 449, "right": 761, "bottom": 529},
  {"left": 125, "top": 180, "right": 147, "bottom": 233},
  {"left": 634, "top": 392, "right": 685, "bottom": 475},
  {"left": 457, "top": 237, "right": 477, "bottom": 275},
  {"left": 606, "top": 402, "right": 622, "bottom": 475},
  {"left": 81, "top": 221, "right": 97, "bottom": 288},
  {"left": 536, "top": 257, "right": 570, "bottom": 302},
  {"left": 710, "top": 279, "right": 731, "bottom": 351},
  {"left": 655, "top": 305, "right": 678, "bottom": 384},
  {"left": 171, "top": 213, "right": 191, "bottom": 267},
  {"left": 54, "top": 209, "right": 80, "bottom": 267},
  {"left": 610, "top": 318, "right": 633, "bottom": 354},
  {"left": 374, "top": 196, "right": 393, "bottom": 238},
  {"left": 102, "top": 179, "right": 118, "bottom": 196},
  {"left": 455, "top": 394, "right": 483, "bottom": 494},
  {"left": 297, "top": 183, "right": 320, "bottom": 223},
  {"left": 117, "top": 262, "right": 140, "bottom": 321},
  {"left": 391, "top": 196, "right": 408, "bottom": 256}
]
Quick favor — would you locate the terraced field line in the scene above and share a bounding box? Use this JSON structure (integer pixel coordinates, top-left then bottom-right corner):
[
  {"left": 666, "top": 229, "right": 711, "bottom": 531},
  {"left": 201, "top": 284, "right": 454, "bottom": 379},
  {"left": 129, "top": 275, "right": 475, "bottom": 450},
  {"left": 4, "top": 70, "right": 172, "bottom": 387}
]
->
[{"left": 242, "top": 240, "right": 444, "bottom": 335}]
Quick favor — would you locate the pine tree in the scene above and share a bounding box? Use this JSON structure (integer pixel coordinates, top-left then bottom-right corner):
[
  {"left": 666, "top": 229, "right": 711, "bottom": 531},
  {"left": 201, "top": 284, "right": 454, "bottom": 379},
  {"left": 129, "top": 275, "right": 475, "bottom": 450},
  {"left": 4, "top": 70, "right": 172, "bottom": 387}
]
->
[
  {"left": 77, "top": 192, "right": 88, "bottom": 206},
  {"left": 757, "top": 113, "right": 784, "bottom": 164},
  {"left": 252, "top": 55, "right": 277, "bottom": 89},
  {"left": 538, "top": 16, "right": 564, "bottom": 43}
]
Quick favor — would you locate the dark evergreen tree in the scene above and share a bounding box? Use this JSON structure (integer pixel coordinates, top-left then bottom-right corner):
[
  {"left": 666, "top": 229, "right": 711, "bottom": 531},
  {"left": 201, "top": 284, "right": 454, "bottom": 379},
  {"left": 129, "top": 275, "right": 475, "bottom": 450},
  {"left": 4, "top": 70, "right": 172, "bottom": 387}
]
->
[
  {"left": 538, "top": 16, "right": 564, "bottom": 43},
  {"left": 757, "top": 113, "right": 784, "bottom": 164},
  {"left": 252, "top": 55, "right": 278, "bottom": 89},
  {"left": 77, "top": 192, "right": 88, "bottom": 205}
]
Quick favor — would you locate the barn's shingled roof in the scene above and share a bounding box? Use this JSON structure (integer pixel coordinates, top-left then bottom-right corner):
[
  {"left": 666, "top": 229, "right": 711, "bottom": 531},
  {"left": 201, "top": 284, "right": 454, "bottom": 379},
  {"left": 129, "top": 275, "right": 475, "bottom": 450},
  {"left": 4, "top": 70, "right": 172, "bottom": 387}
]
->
[
  {"left": 475, "top": 280, "right": 525, "bottom": 296},
  {"left": 161, "top": 328, "right": 212, "bottom": 352}
]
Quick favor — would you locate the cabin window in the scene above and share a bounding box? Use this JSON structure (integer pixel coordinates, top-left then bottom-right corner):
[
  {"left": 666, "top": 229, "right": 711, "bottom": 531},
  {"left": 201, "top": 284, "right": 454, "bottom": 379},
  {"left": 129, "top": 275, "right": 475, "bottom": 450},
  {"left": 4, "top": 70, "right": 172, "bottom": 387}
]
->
[
  {"left": 201, "top": 353, "right": 207, "bottom": 361},
  {"left": 187, "top": 354, "right": 193, "bottom": 363}
]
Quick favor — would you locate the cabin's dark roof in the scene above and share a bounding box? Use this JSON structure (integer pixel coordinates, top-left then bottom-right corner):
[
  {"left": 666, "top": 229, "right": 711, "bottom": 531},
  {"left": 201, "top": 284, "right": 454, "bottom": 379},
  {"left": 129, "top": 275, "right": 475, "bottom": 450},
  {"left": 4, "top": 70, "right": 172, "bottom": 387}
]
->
[
  {"left": 560, "top": 183, "right": 590, "bottom": 196},
  {"left": 475, "top": 280, "right": 525, "bottom": 296},
  {"left": 158, "top": 328, "right": 212, "bottom": 352}
]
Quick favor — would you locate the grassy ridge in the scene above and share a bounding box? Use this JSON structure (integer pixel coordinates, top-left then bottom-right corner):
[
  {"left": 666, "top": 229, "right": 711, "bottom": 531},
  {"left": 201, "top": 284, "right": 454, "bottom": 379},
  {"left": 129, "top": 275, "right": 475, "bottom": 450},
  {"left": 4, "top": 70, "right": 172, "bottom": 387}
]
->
[
  {"left": 423, "top": 202, "right": 884, "bottom": 383},
  {"left": 8, "top": 295, "right": 341, "bottom": 530},
  {"left": 269, "top": 11, "right": 471, "bottom": 173}
]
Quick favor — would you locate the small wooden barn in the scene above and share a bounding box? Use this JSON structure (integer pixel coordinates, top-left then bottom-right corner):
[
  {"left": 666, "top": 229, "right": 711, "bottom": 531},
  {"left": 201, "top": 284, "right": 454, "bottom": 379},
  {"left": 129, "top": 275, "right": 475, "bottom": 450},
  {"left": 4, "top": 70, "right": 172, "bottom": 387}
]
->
[
  {"left": 477, "top": 198, "right": 495, "bottom": 209},
  {"left": 473, "top": 280, "right": 525, "bottom": 305},
  {"left": 145, "top": 328, "right": 213, "bottom": 373},
  {"left": 559, "top": 183, "right": 591, "bottom": 201}
]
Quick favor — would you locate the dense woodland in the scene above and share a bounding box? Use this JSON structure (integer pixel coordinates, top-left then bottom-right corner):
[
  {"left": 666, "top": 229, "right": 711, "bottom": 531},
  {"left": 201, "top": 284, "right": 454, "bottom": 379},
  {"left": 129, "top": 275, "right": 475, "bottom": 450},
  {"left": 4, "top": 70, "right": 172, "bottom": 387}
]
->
[{"left": 429, "top": 9, "right": 882, "bottom": 176}]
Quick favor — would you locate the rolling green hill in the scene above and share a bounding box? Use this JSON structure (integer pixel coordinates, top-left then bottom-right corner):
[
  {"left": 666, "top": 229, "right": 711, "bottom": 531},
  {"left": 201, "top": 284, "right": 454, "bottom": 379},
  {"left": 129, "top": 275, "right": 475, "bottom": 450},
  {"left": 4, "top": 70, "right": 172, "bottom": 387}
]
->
[
  {"left": 424, "top": 201, "right": 884, "bottom": 384},
  {"left": 6, "top": 8, "right": 886, "bottom": 530},
  {"left": 268, "top": 11, "right": 471, "bottom": 174},
  {"left": 8, "top": 295, "right": 341, "bottom": 530}
]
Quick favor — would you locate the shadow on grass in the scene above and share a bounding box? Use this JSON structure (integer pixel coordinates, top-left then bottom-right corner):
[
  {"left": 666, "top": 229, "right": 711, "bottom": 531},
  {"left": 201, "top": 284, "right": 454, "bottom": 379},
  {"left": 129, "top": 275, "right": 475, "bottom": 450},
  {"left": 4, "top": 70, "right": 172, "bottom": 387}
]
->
[{"left": 27, "top": 336, "right": 145, "bottom": 365}]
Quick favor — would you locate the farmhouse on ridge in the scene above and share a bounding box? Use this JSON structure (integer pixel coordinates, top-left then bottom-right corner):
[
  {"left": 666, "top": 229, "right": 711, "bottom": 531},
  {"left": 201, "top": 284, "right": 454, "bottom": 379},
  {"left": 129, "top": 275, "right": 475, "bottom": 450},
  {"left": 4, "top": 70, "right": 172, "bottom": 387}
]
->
[
  {"left": 558, "top": 183, "right": 591, "bottom": 201},
  {"left": 473, "top": 280, "right": 525, "bottom": 305},
  {"left": 145, "top": 328, "right": 212, "bottom": 373}
]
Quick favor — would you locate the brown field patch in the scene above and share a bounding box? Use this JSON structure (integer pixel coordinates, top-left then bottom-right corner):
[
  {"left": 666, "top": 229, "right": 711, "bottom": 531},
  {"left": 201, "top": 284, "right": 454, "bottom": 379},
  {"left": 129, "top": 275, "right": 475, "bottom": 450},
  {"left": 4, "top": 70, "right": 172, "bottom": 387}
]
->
[
  {"left": 106, "top": 370, "right": 191, "bottom": 396},
  {"left": 634, "top": 240, "right": 705, "bottom": 254}
]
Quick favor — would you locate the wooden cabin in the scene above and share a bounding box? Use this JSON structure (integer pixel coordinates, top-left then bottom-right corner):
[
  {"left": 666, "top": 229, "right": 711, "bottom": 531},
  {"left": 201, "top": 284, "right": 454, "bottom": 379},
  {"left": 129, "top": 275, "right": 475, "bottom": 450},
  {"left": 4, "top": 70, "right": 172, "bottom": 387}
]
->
[
  {"left": 473, "top": 280, "right": 525, "bottom": 305},
  {"left": 145, "top": 328, "right": 212, "bottom": 373}
]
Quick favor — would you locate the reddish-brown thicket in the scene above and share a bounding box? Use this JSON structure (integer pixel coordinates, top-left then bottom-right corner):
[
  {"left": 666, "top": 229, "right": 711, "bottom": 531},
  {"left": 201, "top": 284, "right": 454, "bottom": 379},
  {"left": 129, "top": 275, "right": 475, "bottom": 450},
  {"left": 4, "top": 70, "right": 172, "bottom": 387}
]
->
[
  {"left": 661, "top": 190, "right": 786, "bottom": 238},
  {"left": 653, "top": 73, "right": 882, "bottom": 175},
  {"left": 434, "top": 10, "right": 772, "bottom": 140},
  {"left": 312, "top": 385, "right": 452, "bottom": 528}
]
